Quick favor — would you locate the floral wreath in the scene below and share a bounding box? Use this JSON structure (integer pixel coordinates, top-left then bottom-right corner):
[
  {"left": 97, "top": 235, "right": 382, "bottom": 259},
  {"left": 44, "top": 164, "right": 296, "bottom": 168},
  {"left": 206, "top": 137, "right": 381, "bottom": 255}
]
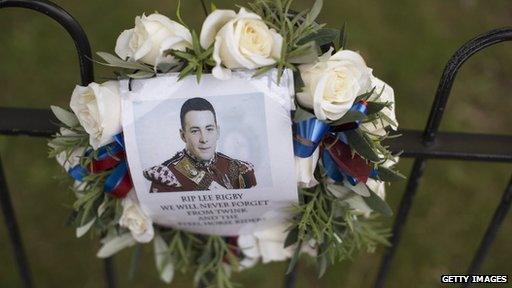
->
[{"left": 48, "top": 0, "right": 403, "bottom": 286}]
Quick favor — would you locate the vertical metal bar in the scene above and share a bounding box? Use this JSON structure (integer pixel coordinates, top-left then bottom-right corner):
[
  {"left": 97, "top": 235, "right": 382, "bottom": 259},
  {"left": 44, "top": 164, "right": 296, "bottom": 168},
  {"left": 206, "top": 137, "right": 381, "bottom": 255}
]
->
[
  {"left": 462, "top": 176, "right": 512, "bottom": 288},
  {"left": 283, "top": 263, "right": 298, "bottom": 288},
  {"left": 103, "top": 257, "right": 117, "bottom": 288},
  {"left": 374, "top": 158, "right": 426, "bottom": 288},
  {"left": 0, "top": 155, "right": 33, "bottom": 288}
]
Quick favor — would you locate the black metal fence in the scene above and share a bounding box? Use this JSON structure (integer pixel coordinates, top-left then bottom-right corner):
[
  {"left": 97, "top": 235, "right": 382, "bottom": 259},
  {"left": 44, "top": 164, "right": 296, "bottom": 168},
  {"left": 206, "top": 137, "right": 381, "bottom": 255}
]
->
[{"left": 1, "top": 1, "right": 511, "bottom": 288}]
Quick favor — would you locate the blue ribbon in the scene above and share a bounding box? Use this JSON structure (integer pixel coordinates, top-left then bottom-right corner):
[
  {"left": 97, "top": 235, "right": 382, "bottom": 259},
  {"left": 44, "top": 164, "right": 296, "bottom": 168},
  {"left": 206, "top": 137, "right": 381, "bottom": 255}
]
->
[
  {"left": 68, "top": 165, "right": 88, "bottom": 182},
  {"left": 293, "top": 117, "right": 330, "bottom": 158},
  {"left": 96, "top": 140, "right": 124, "bottom": 160},
  {"left": 104, "top": 160, "right": 128, "bottom": 193},
  {"left": 322, "top": 149, "right": 344, "bottom": 182},
  {"left": 113, "top": 133, "right": 125, "bottom": 149}
]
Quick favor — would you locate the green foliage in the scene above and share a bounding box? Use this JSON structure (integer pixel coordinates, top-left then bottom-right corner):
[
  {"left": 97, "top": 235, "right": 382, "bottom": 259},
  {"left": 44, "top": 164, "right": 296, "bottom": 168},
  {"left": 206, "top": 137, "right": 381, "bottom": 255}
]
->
[
  {"left": 287, "top": 184, "right": 391, "bottom": 277},
  {"left": 363, "top": 188, "right": 393, "bottom": 217},
  {"left": 167, "top": 30, "right": 216, "bottom": 83},
  {"left": 247, "top": 0, "right": 326, "bottom": 80}
]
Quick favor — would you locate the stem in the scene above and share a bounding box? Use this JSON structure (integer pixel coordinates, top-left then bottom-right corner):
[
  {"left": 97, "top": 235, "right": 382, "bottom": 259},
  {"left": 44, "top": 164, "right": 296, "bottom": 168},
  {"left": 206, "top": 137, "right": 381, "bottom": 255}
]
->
[{"left": 199, "top": 0, "right": 208, "bottom": 17}]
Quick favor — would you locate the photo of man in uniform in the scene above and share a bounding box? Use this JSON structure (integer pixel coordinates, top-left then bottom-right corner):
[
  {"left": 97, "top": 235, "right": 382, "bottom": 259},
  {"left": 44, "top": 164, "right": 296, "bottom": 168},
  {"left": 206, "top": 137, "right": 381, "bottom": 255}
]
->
[{"left": 143, "top": 97, "right": 257, "bottom": 193}]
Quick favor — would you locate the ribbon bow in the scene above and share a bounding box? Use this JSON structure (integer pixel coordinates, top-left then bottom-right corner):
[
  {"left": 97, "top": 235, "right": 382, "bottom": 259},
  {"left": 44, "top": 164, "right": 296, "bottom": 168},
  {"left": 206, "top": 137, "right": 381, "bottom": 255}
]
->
[
  {"left": 293, "top": 101, "right": 378, "bottom": 185},
  {"left": 66, "top": 133, "right": 132, "bottom": 198}
]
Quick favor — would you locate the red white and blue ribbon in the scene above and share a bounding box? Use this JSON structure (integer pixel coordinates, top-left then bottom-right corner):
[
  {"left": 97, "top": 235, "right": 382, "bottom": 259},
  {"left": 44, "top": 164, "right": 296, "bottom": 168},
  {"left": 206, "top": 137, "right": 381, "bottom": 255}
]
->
[
  {"left": 65, "top": 133, "right": 132, "bottom": 198},
  {"left": 293, "top": 101, "right": 375, "bottom": 185}
]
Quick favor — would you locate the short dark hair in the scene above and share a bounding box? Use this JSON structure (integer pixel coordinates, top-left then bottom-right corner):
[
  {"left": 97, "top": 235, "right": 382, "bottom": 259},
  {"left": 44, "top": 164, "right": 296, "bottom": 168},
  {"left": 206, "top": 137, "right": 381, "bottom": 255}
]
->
[{"left": 180, "top": 97, "right": 217, "bottom": 129}]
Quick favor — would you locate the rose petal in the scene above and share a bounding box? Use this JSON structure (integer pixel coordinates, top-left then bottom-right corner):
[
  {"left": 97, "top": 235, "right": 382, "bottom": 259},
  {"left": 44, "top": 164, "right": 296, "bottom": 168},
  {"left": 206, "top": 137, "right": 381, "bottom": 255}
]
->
[
  {"left": 200, "top": 9, "right": 237, "bottom": 49},
  {"left": 115, "top": 29, "right": 134, "bottom": 60},
  {"left": 218, "top": 21, "right": 257, "bottom": 69},
  {"left": 212, "top": 36, "right": 233, "bottom": 80},
  {"left": 270, "top": 29, "right": 283, "bottom": 60},
  {"left": 147, "top": 13, "right": 192, "bottom": 44}
]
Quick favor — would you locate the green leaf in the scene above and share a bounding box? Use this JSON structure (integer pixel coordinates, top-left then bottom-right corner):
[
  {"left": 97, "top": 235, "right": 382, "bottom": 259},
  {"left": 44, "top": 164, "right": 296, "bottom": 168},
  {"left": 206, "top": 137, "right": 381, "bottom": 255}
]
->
[
  {"left": 253, "top": 65, "right": 275, "bottom": 78},
  {"left": 339, "top": 22, "right": 348, "bottom": 49},
  {"left": 127, "top": 70, "right": 155, "bottom": 79},
  {"left": 355, "top": 87, "right": 376, "bottom": 102},
  {"left": 378, "top": 166, "right": 406, "bottom": 182},
  {"left": 298, "top": 28, "right": 339, "bottom": 47},
  {"left": 363, "top": 188, "right": 393, "bottom": 217},
  {"left": 51, "top": 105, "right": 79, "bottom": 128},
  {"left": 288, "top": 41, "right": 319, "bottom": 64},
  {"left": 344, "top": 129, "right": 381, "bottom": 162},
  {"left": 210, "top": 3, "right": 217, "bottom": 11},
  {"left": 96, "top": 52, "right": 153, "bottom": 72},
  {"left": 307, "top": 0, "right": 324, "bottom": 25},
  {"left": 156, "top": 62, "right": 176, "bottom": 73},
  {"left": 317, "top": 253, "right": 328, "bottom": 278},
  {"left": 284, "top": 227, "right": 299, "bottom": 248},
  {"left": 192, "top": 30, "right": 201, "bottom": 55},
  {"left": 286, "top": 241, "right": 302, "bottom": 274},
  {"left": 330, "top": 109, "right": 367, "bottom": 126},
  {"left": 365, "top": 101, "right": 388, "bottom": 115},
  {"left": 293, "top": 106, "right": 315, "bottom": 122}
]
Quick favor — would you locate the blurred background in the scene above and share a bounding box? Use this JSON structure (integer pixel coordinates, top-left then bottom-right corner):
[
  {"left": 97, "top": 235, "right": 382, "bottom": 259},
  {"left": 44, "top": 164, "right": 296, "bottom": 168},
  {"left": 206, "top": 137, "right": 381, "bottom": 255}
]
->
[{"left": 0, "top": 0, "right": 511, "bottom": 287}]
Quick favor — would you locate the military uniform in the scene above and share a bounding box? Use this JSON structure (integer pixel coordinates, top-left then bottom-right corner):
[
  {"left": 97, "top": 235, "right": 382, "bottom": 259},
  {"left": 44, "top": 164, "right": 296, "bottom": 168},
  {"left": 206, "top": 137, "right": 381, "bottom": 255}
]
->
[{"left": 143, "top": 150, "right": 257, "bottom": 193}]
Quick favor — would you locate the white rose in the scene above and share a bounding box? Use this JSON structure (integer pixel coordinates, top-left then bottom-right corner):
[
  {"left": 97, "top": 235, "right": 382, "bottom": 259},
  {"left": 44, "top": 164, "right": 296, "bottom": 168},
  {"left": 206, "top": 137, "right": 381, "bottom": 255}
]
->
[
  {"left": 115, "top": 13, "right": 192, "bottom": 67},
  {"left": 119, "top": 190, "right": 154, "bottom": 243},
  {"left": 361, "top": 77, "right": 398, "bottom": 136},
  {"left": 69, "top": 81, "right": 121, "bottom": 150},
  {"left": 237, "top": 224, "right": 294, "bottom": 265},
  {"left": 200, "top": 8, "right": 283, "bottom": 80},
  {"left": 295, "top": 148, "right": 320, "bottom": 188},
  {"left": 297, "top": 49, "right": 373, "bottom": 121}
]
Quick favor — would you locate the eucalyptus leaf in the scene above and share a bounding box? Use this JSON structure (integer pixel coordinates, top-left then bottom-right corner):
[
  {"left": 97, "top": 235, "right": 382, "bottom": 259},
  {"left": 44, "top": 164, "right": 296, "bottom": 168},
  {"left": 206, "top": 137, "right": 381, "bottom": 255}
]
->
[
  {"left": 288, "top": 41, "right": 319, "bottom": 64},
  {"left": 307, "top": 0, "right": 323, "bottom": 25},
  {"left": 75, "top": 217, "right": 95, "bottom": 238},
  {"left": 127, "top": 70, "right": 155, "bottom": 79},
  {"left": 51, "top": 106, "right": 79, "bottom": 128},
  {"left": 286, "top": 241, "right": 302, "bottom": 274},
  {"left": 96, "top": 233, "right": 136, "bottom": 258},
  {"left": 253, "top": 65, "right": 274, "bottom": 78},
  {"left": 298, "top": 28, "right": 339, "bottom": 47},
  {"left": 156, "top": 62, "right": 176, "bottom": 73},
  {"left": 317, "top": 254, "right": 328, "bottom": 278},
  {"left": 363, "top": 188, "right": 393, "bottom": 217},
  {"left": 378, "top": 166, "right": 406, "bottom": 182},
  {"left": 154, "top": 234, "right": 175, "bottom": 284},
  {"left": 284, "top": 227, "right": 299, "bottom": 248},
  {"left": 96, "top": 52, "right": 153, "bottom": 72}
]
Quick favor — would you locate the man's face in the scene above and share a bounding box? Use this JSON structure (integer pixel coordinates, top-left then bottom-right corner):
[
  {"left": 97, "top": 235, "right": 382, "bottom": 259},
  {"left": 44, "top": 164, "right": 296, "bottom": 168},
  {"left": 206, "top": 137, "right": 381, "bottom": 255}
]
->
[{"left": 180, "top": 110, "right": 219, "bottom": 161}]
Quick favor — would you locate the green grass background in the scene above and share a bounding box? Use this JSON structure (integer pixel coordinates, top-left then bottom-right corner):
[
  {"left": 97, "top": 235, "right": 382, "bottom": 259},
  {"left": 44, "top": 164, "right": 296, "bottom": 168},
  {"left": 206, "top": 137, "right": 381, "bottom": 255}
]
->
[{"left": 0, "top": 0, "right": 511, "bottom": 287}]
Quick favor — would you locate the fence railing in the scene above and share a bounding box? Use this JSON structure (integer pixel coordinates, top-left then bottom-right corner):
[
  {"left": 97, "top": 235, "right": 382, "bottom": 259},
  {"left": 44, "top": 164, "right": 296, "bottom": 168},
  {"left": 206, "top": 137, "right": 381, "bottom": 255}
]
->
[{"left": 1, "top": 1, "right": 511, "bottom": 287}]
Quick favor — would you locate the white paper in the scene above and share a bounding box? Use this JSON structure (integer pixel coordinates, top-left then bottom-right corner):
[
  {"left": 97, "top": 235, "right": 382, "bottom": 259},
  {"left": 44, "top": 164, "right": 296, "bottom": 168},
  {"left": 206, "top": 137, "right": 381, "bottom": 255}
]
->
[{"left": 121, "top": 70, "right": 298, "bottom": 236}]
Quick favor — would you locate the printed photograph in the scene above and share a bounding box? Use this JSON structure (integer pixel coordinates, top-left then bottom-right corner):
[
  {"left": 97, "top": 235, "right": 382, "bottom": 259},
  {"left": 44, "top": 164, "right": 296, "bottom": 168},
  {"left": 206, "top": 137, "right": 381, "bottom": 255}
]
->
[{"left": 132, "top": 92, "right": 273, "bottom": 193}]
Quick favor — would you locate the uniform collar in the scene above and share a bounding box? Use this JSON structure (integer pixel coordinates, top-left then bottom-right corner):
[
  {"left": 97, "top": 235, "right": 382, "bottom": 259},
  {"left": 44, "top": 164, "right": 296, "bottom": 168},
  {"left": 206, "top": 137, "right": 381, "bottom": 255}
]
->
[{"left": 184, "top": 149, "right": 217, "bottom": 169}]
